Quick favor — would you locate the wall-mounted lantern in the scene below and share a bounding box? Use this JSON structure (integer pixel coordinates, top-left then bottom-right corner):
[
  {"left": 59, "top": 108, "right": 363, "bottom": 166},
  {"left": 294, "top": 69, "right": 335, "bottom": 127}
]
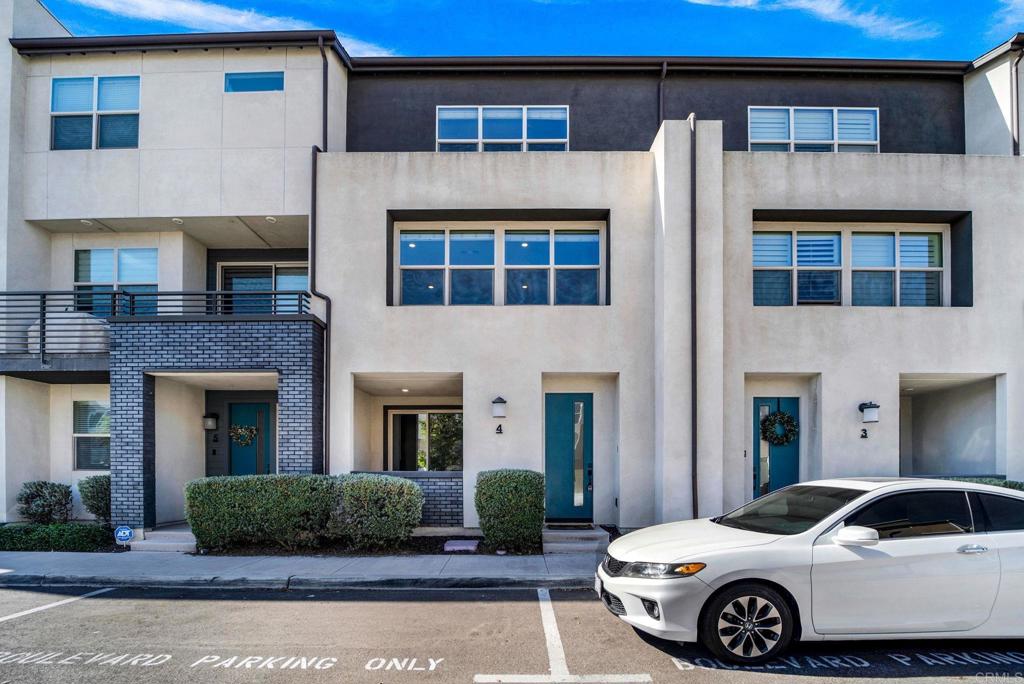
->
[
  {"left": 202, "top": 413, "right": 219, "bottom": 431},
  {"left": 858, "top": 402, "right": 880, "bottom": 424},
  {"left": 492, "top": 397, "right": 507, "bottom": 419}
]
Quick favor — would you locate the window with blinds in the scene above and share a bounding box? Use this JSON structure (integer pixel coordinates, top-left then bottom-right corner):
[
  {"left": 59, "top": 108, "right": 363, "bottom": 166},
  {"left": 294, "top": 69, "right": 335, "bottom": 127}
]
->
[
  {"left": 748, "top": 107, "right": 878, "bottom": 153},
  {"left": 51, "top": 76, "right": 140, "bottom": 150},
  {"left": 755, "top": 228, "right": 945, "bottom": 308},
  {"left": 74, "top": 400, "right": 110, "bottom": 470},
  {"left": 437, "top": 106, "right": 569, "bottom": 151}
]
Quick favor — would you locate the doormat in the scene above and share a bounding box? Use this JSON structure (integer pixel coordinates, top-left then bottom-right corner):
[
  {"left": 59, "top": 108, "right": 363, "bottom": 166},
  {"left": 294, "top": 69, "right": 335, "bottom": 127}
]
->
[{"left": 545, "top": 523, "right": 594, "bottom": 530}]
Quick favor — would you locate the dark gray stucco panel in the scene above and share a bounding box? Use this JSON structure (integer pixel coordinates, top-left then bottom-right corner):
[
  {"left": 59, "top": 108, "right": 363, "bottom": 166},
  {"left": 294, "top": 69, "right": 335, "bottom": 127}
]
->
[{"left": 347, "top": 71, "right": 964, "bottom": 154}]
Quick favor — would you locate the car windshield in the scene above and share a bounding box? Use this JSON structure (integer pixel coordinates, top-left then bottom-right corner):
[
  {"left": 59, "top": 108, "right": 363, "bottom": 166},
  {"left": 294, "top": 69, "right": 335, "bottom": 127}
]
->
[{"left": 714, "top": 485, "right": 865, "bottom": 535}]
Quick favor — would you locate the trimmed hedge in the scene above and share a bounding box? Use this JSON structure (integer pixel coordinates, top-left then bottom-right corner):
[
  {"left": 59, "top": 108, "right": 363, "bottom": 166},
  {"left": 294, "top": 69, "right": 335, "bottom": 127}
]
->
[
  {"left": 475, "top": 469, "right": 544, "bottom": 552},
  {"left": 17, "top": 481, "right": 72, "bottom": 524},
  {"left": 0, "top": 523, "right": 110, "bottom": 552},
  {"left": 186, "top": 475, "right": 344, "bottom": 551},
  {"left": 329, "top": 474, "right": 423, "bottom": 551},
  {"left": 947, "top": 477, "right": 1024, "bottom": 491},
  {"left": 78, "top": 475, "right": 111, "bottom": 526}
]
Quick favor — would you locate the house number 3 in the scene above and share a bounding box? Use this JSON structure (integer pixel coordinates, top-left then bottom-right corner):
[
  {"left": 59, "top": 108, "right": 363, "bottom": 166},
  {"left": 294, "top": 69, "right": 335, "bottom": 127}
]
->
[{"left": 861, "top": 429, "right": 868, "bottom": 439}]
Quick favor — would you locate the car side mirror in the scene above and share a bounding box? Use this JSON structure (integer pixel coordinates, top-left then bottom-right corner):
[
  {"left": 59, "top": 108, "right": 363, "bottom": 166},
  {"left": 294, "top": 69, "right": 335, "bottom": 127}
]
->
[{"left": 835, "top": 525, "right": 879, "bottom": 547}]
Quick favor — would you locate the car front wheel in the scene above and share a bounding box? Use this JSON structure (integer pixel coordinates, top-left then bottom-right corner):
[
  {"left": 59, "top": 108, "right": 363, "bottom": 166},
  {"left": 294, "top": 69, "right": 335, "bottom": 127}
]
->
[{"left": 699, "top": 584, "right": 794, "bottom": 664}]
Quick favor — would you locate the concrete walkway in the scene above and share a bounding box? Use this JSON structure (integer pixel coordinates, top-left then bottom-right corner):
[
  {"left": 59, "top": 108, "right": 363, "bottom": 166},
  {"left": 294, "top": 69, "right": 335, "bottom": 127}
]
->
[{"left": 0, "top": 550, "right": 600, "bottom": 590}]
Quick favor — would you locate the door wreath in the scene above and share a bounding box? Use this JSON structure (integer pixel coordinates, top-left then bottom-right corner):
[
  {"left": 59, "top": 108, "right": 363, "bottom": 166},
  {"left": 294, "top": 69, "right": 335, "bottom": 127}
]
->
[
  {"left": 229, "top": 424, "right": 258, "bottom": 447},
  {"left": 760, "top": 411, "right": 799, "bottom": 447}
]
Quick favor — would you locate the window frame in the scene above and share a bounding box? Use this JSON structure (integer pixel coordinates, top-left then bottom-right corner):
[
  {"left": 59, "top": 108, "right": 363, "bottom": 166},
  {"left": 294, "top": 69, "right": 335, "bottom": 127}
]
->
[
  {"left": 385, "top": 407, "right": 464, "bottom": 471},
  {"left": 223, "top": 71, "right": 286, "bottom": 93},
  {"left": 216, "top": 261, "right": 309, "bottom": 291},
  {"left": 974, "top": 492, "right": 1024, "bottom": 533},
  {"left": 747, "top": 106, "right": 880, "bottom": 153},
  {"left": 74, "top": 247, "right": 159, "bottom": 291},
  {"left": 753, "top": 223, "right": 951, "bottom": 308},
  {"left": 50, "top": 75, "right": 141, "bottom": 151},
  {"left": 394, "top": 222, "right": 605, "bottom": 306},
  {"left": 839, "top": 489, "right": 976, "bottom": 540},
  {"left": 72, "top": 399, "right": 111, "bottom": 471},
  {"left": 436, "top": 105, "right": 570, "bottom": 152}
]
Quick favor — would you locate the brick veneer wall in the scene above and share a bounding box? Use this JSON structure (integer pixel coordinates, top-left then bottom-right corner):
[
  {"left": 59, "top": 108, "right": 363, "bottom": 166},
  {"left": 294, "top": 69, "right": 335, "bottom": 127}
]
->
[
  {"left": 109, "top": 317, "right": 325, "bottom": 528},
  {"left": 358, "top": 471, "right": 463, "bottom": 527}
]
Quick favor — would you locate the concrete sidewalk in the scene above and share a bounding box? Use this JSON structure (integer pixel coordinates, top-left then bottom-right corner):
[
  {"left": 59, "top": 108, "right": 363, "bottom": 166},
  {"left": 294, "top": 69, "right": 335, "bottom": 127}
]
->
[{"left": 0, "top": 550, "right": 600, "bottom": 590}]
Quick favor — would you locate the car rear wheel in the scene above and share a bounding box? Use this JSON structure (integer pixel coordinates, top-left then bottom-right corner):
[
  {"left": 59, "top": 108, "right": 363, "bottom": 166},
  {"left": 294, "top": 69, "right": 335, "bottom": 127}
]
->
[{"left": 699, "top": 584, "right": 794, "bottom": 664}]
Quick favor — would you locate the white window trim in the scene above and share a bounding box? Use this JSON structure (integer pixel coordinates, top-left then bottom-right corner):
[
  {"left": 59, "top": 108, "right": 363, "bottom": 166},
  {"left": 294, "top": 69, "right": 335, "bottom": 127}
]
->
[
  {"left": 394, "top": 221, "right": 606, "bottom": 306},
  {"left": 747, "top": 106, "right": 880, "bottom": 153},
  {"left": 72, "top": 400, "right": 111, "bottom": 472},
  {"left": 436, "top": 105, "right": 570, "bottom": 151},
  {"left": 73, "top": 247, "right": 159, "bottom": 291},
  {"left": 753, "top": 223, "right": 950, "bottom": 307},
  {"left": 50, "top": 75, "right": 141, "bottom": 151},
  {"left": 385, "top": 408, "right": 464, "bottom": 471},
  {"left": 216, "top": 262, "right": 309, "bottom": 290}
]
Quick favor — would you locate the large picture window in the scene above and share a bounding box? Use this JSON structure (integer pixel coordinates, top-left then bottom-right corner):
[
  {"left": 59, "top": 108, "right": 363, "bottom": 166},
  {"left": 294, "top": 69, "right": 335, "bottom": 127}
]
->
[
  {"left": 437, "top": 106, "right": 569, "bottom": 151},
  {"left": 74, "top": 400, "right": 110, "bottom": 470},
  {"left": 396, "top": 224, "right": 604, "bottom": 306},
  {"left": 51, "top": 76, "right": 140, "bottom": 150},
  {"left": 753, "top": 226, "right": 947, "bottom": 308},
  {"left": 388, "top": 409, "right": 463, "bottom": 471},
  {"left": 748, "top": 107, "right": 878, "bottom": 153}
]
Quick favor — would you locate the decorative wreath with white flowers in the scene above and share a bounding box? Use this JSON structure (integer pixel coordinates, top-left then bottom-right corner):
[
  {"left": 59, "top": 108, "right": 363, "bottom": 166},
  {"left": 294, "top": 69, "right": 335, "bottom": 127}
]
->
[
  {"left": 760, "top": 411, "right": 799, "bottom": 447},
  {"left": 229, "top": 424, "right": 258, "bottom": 447}
]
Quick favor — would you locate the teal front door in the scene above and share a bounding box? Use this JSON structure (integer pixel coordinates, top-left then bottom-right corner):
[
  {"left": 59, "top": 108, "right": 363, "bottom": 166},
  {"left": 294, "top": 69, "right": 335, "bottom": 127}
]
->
[
  {"left": 753, "top": 397, "right": 800, "bottom": 497},
  {"left": 544, "top": 393, "right": 593, "bottom": 521},
  {"left": 229, "top": 402, "right": 275, "bottom": 475}
]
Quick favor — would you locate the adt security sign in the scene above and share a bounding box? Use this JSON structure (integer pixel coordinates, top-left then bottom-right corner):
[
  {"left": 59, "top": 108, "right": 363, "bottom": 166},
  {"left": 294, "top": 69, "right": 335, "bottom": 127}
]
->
[{"left": 114, "top": 526, "right": 134, "bottom": 545}]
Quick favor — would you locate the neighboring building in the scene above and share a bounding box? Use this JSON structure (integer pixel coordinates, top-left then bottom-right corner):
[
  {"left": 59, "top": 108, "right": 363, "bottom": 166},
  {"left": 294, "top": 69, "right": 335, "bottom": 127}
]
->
[{"left": 0, "top": 0, "right": 1021, "bottom": 535}]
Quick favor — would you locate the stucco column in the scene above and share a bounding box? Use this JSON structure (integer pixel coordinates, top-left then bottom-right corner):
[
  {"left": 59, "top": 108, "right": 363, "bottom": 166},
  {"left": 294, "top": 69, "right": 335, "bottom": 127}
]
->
[
  {"left": 651, "top": 120, "right": 693, "bottom": 523},
  {"left": 695, "top": 120, "right": 725, "bottom": 517}
]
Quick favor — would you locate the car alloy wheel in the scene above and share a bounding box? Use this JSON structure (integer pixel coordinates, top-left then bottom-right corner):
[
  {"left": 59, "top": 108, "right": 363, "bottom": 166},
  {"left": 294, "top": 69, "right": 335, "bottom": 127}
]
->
[
  {"left": 699, "top": 584, "right": 793, "bottom": 664},
  {"left": 717, "top": 595, "right": 783, "bottom": 659}
]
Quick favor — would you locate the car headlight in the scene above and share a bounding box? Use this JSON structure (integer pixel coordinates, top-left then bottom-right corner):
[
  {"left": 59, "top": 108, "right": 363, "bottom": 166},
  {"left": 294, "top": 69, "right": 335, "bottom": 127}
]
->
[{"left": 622, "top": 562, "right": 706, "bottom": 579}]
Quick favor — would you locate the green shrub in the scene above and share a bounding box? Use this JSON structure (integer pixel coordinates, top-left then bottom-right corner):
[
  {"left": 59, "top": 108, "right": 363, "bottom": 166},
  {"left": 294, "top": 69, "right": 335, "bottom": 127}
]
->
[
  {"left": 475, "top": 469, "right": 544, "bottom": 552},
  {"left": 0, "top": 523, "right": 110, "bottom": 552},
  {"left": 947, "top": 477, "right": 1024, "bottom": 491},
  {"left": 185, "top": 475, "right": 344, "bottom": 551},
  {"left": 329, "top": 474, "right": 423, "bottom": 550},
  {"left": 16, "top": 481, "right": 72, "bottom": 524},
  {"left": 78, "top": 475, "right": 111, "bottom": 526}
]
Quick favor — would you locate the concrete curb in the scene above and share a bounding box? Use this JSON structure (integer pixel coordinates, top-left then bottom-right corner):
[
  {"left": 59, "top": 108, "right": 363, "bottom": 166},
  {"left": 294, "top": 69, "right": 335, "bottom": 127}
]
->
[{"left": 0, "top": 574, "right": 593, "bottom": 591}]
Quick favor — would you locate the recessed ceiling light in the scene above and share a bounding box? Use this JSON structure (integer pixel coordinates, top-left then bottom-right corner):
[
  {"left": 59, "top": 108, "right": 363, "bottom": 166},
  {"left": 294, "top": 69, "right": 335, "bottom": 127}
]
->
[
  {"left": 401, "top": 388, "right": 410, "bottom": 393},
  {"left": 79, "top": 219, "right": 93, "bottom": 226},
  {"left": 171, "top": 217, "right": 184, "bottom": 225},
  {"left": 520, "top": 242, "right": 528, "bottom": 248},
  {"left": 409, "top": 243, "right": 417, "bottom": 248},
  {"left": 905, "top": 387, "right": 915, "bottom": 392},
  {"left": 427, "top": 284, "right": 434, "bottom": 289},
  {"left": 264, "top": 216, "right": 277, "bottom": 224},
  {"left": 522, "top": 284, "right": 528, "bottom": 289}
]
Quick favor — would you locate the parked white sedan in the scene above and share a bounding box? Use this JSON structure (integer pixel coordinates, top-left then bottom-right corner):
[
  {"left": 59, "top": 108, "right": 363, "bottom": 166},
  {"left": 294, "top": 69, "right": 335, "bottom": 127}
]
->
[{"left": 596, "top": 477, "right": 1024, "bottom": 664}]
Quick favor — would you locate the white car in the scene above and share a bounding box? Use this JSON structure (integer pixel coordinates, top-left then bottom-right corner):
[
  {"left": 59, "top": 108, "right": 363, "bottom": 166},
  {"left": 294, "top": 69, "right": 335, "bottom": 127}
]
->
[{"left": 596, "top": 477, "right": 1024, "bottom": 664}]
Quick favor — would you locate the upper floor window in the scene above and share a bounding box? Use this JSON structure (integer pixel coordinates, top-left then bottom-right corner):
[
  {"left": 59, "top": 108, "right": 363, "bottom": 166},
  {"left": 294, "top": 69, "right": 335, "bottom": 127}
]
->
[
  {"left": 748, "top": 107, "right": 878, "bottom": 153},
  {"left": 436, "top": 106, "right": 569, "bottom": 152},
  {"left": 753, "top": 227, "right": 946, "bottom": 307},
  {"left": 396, "top": 224, "right": 603, "bottom": 305},
  {"left": 74, "top": 248, "right": 157, "bottom": 315},
  {"left": 51, "top": 76, "right": 139, "bottom": 150},
  {"left": 224, "top": 72, "right": 285, "bottom": 93}
]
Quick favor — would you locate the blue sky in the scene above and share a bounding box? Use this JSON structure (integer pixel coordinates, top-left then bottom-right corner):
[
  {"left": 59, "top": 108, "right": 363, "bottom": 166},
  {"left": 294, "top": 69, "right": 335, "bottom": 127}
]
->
[{"left": 40, "top": 0, "right": 1024, "bottom": 60}]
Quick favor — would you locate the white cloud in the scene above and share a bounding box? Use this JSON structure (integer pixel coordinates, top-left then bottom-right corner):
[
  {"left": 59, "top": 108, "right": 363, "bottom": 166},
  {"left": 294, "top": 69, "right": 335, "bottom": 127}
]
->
[
  {"left": 684, "top": 0, "right": 941, "bottom": 40},
  {"left": 68, "top": 0, "right": 394, "bottom": 55},
  {"left": 993, "top": 0, "right": 1024, "bottom": 37}
]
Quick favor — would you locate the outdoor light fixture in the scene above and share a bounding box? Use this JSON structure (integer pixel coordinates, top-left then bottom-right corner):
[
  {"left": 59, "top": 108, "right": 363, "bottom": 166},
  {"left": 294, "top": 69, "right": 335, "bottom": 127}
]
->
[
  {"left": 171, "top": 217, "right": 184, "bottom": 225},
  {"left": 858, "top": 402, "right": 880, "bottom": 424},
  {"left": 264, "top": 216, "right": 277, "bottom": 224},
  {"left": 202, "top": 413, "right": 219, "bottom": 431},
  {"left": 401, "top": 388, "right": 410, "bottom": 393},
  {"left": 492, "top": 396, "right": 507, "bottom": 418},
  {"left": 79, "top": 219, "right": 93, "bottom": 226}
]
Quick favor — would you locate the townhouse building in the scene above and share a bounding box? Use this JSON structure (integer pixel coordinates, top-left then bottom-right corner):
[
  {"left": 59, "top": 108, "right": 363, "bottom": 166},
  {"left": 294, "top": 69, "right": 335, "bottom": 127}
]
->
[{"left": 0, "top": 0, "right": 1021, "bottom": 539}]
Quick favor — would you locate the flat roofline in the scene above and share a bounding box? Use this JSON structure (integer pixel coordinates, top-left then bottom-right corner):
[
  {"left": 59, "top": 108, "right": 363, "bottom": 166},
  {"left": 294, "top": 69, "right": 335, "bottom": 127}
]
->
[
  {"left": 10, "top": 31, "right": 971, "bottom": 76},
  {"left": 9, "top": 30, "right": 353, "bottom": 68}
]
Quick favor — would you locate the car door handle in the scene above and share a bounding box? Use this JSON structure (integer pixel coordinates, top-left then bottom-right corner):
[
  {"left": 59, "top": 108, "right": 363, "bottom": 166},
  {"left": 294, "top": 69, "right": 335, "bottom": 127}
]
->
[{"left": 957, "top": 544, "right": 989, "bottom": 554}]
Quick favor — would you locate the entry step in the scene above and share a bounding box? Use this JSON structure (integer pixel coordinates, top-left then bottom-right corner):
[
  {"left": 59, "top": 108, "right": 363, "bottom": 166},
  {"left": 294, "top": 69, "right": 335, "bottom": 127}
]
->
[
  {"left": 131, "top": 526, "right": 197, "bottom": 553},
  {"left": 542, "top": 526, "right": 610, "bottom": 554}
]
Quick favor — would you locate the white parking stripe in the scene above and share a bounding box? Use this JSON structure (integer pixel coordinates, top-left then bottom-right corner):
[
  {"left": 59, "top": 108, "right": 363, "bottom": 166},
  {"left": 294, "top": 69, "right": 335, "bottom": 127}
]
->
[
  {"left": 473, "top": 589, "right": 652, "bottom": 684},
  {"left": 537, "top": 588, "right": 570, "bottom": 676},
  {"left": 0, "top": 588, "right": 114, "bottom": 624}
]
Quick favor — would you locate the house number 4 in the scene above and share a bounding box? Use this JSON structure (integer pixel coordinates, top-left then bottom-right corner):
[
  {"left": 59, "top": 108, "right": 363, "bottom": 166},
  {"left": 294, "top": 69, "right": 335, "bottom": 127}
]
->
[{"left": 495, "top": 424, "right": 503, "bottom": 434}]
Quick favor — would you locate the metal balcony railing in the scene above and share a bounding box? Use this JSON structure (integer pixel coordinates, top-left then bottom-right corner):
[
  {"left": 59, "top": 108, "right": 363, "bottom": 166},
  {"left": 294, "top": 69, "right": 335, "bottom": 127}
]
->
[{"left": 0, "top": 290, "right": 311, "bottom": 358}]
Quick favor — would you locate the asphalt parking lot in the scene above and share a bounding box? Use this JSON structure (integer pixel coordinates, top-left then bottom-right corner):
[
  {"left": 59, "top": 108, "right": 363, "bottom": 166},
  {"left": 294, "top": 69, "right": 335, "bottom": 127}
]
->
[{"left": 0, "top": 585, "right": 1022, "bottom": 683}]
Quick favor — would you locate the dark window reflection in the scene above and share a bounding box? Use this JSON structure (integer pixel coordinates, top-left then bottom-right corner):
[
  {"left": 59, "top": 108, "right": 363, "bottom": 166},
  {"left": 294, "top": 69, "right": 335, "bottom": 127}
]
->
[{"left": 506, "top": 269, "right": 548, "bottom": 305}]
